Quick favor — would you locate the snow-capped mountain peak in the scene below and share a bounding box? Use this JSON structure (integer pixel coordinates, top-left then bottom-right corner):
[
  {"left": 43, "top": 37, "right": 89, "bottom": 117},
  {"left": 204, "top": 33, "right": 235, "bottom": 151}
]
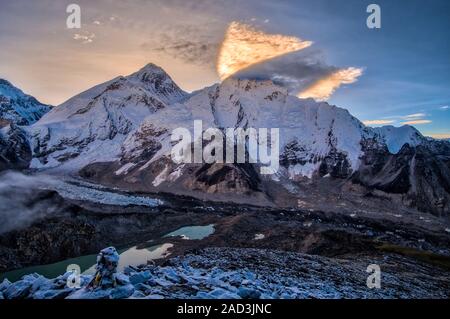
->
[
  {"left": 372, "top": 125, "right": 424, "bottom": 153},
  {"left": 28, "top": 63, "right": 187, "bottom": 169},
  {"left": 0, "top": 79, "right": 20, "bottom": 99},
  {"left": 0, "top": 79, "right": 51, "bottom": 125},
  {"left": 126, "top": 63, "right": 187, "bottom": 102}
]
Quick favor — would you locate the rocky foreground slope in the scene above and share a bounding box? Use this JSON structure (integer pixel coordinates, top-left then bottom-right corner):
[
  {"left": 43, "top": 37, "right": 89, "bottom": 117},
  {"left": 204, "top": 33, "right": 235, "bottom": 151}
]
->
[{"left": 1, "top": 246, "right": 449, "bottom": 299}]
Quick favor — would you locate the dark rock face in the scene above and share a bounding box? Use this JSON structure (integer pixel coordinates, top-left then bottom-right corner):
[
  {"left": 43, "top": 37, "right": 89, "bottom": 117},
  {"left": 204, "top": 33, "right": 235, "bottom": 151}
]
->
[
  {"left": 31, "top": 129, "right": 91, "bottom": 166},
  {"left": 280, "top": 140, "right": 353, "bottom": 179},
  {"left": 354, "top": 139, "right": 450, "bottom": 216},
  {"left": 318, "top": 149, "right": 352, "bottom": 178},
  {"left": 120, "top": 123, "right": 165, "bottom": 164},
  {"left": 191, "top": 163, "right": 261, "bottom": 194},
  {"left": 79, "top": 136, "right": 450, "bottom": 216},
  {"left": 407, "top": 143, "right": 450, "bottom": 216},
  {"left": 279, "top": 140, "right": 307, "bottom": 167},
  {"left": 0, "top": 124, "right": 32, "bottom": 171},
  {"left": 354, "top": 138, "right": 407, "bottom": 193}
]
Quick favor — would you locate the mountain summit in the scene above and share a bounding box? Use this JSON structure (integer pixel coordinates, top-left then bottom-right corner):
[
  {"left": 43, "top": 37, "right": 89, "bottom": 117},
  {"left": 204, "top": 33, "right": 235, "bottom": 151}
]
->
[{"left": 28, "top": 65, "right": 187, "bottom": 168}]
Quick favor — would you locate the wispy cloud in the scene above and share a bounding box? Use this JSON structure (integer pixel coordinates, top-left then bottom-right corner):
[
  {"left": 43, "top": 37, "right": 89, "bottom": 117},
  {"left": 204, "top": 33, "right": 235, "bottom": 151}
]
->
[
  {"left": 427, "top": 133, "right": 450, "bottom": 139},
  {"left": 146, "top": 41, "right": 219, "bottom": 66},
  {"left": 401, "top": 119, "right": 432, "bottom": 125},
  {"left": 363, "top": 119, "right": 395, "bottom": 126},
  {"left": 365, "top": 112, "right": 434, "bottom": 127},
  {"left": 141, "top": 24, "right": 220, "bottom": 66},
  {"left": 403, "top": 113, "right": 427, "bottom": 119},
  {"left": 73, "top": 32, "right": 95, "bottom": 44},
  {"left": 439, "top": 105, "right": 449, "bottom": 110}
]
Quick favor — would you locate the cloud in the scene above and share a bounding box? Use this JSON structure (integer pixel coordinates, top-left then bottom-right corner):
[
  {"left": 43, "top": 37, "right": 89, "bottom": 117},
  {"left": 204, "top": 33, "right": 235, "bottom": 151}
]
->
[
  {"left": 401, "top": 119, "right": 432, "bottom": 125},
  {"left": 427, "top": 133, "right": 450, "bottom": 139},
  {"left": 141, "top": 24, "right": 220, "bottom": 66},
  {"left": 235, "top": 48, "right": 333, "bottom": 91},
  {"left": 403, "top": 113, "right": 427, "bottom": 119},
  {"left": 224, "top": 23, "right": 363, "bottom": 100},
  {"left": 364, "top": 113, "right": 433, "bottom": 127},
  {"left": 150, "top": 42, "right": 219, "bottom": 66},
  {"left": 363, "top": 119, "right": 395, "bottom": 126},
  {"left": 440, "top": 105, "right": 449, "bottom": 110},
  {"left": 298, "top": 67, "right": 363, "bottom": 101},
  {"left": 73, "top": 32, "right": 95, "bottom": 44},
  {"left": 217, "top": 21, "right": 312, "bottom": 80},
  {"left": 139, "top": 19, "right": 362, "bottom": 101},
  {"left": 0, "top": 171, "right": 60, "bottom": 234}
]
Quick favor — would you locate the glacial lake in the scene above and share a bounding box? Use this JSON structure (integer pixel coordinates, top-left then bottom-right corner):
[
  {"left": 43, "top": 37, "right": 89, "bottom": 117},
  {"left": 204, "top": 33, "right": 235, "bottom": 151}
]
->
[
  {"left": 0, "top": 224, "right": 215, "bottom": 282},
  {"left": 164, "top": 224, "right": 215, "bottom": 240}
]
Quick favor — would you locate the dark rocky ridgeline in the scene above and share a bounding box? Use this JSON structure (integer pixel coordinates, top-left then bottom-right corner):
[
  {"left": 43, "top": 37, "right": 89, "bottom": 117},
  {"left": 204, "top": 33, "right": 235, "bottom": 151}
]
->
[
  {"left": 354, "top": 138, "right": 450, "bottom": 216},
  {"left": 79, "top": 157, "right": 270, "bottom": 205},
  {"left": 80, "top": 134, "right": 450, "bottom": 216},
  {"left": 0, "top": 123, "right": 32, "bottom": 171},
  {"left": 79, "top": 129, "right": 264, "bottom": 197},
  {"left": 190, "top": 162, "right": 261, "bottom": 194},
  {"left": 280, "top": 139, "right": 353, "bottom": 179}
]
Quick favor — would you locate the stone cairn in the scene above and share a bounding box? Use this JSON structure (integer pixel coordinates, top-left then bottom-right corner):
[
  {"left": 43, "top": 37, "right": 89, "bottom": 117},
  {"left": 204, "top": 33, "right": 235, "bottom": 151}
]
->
[{"left": 87, "top": 247, "right": 120, "bottom": 289}]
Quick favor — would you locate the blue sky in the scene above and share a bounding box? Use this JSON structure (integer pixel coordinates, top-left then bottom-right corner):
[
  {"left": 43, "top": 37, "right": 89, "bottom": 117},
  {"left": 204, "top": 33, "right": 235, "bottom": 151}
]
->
[{"left": 0, "top": 0, "right": 448, "bottom": 137}]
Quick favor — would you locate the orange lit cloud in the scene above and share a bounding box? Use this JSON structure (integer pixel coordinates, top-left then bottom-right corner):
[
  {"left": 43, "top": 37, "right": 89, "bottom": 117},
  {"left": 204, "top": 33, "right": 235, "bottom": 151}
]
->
[
  {"left": 217, "top": 22, "right": 312, "bottom": 80},
  {"left": 401, "top": 119, "right": 432, "bottom": 125},
  {"left": 298, "top": 67, "right": 363, "bottom": 101},
  {"left": 363, "top": 119, "right": 395, "bottom": 126},
  {"left": 427, "top": 133, "right": 450, "bottom": 139}
]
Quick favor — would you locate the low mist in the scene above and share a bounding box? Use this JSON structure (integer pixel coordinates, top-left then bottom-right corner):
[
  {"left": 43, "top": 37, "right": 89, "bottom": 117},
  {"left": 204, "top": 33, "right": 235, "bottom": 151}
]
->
[{"left": 0, "top": 171, "right": 61, "bottom": 234}]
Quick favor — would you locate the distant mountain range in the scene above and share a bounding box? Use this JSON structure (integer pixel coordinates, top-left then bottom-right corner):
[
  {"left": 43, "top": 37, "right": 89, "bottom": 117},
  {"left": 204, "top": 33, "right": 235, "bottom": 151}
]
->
[
  {"left": 0, "top": 79, "right": 50, "bottom": 126},
  {"left": 0, "top": 79, "right": 50, "bottom": 171},
  {"left": 0, "top": 64, "right": 449, "bottom": 216}
]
